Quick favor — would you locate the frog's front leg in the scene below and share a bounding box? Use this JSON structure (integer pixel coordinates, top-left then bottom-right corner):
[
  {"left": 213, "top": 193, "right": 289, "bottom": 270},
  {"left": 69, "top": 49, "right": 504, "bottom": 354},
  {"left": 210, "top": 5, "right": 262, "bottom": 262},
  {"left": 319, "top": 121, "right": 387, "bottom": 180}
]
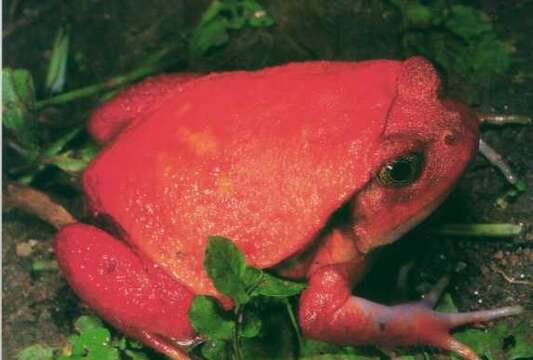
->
[
  {"left": 55, "top": 224, "right": 197, "bottom": 359},
  {"left": 299, "top": 264, "right": 522, "bottom": 360}
]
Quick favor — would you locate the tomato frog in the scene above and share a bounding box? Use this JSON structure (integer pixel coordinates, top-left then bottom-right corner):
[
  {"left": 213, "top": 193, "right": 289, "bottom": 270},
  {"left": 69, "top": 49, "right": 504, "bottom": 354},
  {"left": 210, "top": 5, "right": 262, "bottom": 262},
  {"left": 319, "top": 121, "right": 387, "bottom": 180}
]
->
[{"left": 55, "top": 57, "right": 522, "bottom": 359}]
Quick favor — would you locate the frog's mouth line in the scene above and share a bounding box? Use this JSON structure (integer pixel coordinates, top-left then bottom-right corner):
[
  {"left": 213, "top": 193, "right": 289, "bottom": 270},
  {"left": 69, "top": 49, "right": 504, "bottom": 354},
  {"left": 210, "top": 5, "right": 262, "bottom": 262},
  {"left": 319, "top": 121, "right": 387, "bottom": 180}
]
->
[
  {"left": 370, "top": 186, "right": 455, "bottom": 251},
  {"left": 277, "top": 178, "right": 457, "bottom": 279}
]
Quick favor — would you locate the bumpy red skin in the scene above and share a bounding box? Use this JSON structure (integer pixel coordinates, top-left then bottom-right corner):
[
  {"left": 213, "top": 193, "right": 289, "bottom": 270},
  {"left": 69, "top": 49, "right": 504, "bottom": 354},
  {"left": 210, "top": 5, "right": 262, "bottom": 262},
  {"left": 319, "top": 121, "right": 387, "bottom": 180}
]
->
[
  {"left": 55, "top": 58, "right": 492, "bottom": 359},
  {"left": 88, "top": 73, "right": 199, "bottom": 144}
]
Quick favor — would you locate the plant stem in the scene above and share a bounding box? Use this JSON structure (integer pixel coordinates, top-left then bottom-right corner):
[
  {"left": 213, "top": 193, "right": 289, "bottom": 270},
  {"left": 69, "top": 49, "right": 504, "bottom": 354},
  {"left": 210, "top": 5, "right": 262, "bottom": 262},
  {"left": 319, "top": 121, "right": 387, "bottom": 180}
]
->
[
  {"left": 430, "top": 223, "right": 525, "bottom": 238},
  {"left": 35, "top": 60, "right": 171, "bottom": 109},
  {"left": 284, "top": 298, "right": 303, "bottom": 354},
  {"left": 232, "top": 305, "right": 243, "bottom": 360}
]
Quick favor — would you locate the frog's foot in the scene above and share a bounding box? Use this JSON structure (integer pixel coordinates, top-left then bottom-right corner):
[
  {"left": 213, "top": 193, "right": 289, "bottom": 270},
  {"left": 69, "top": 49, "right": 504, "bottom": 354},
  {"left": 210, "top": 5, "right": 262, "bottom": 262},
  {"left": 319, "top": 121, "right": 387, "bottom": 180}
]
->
[
  {"left": 55, "top": 223, "right": 197, "bottom": 359},
  {"left": 299, "top": 265, "right": 523, "bottom": 360},
  {"left": 88, "top": 73, "right": 198, "bottom": 144}
]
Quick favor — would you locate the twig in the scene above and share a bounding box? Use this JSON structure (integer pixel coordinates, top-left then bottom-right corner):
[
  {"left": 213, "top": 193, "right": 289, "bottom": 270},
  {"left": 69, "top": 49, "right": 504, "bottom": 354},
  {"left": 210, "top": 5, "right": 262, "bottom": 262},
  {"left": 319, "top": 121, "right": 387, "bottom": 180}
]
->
[
  {"left": 478, "top": 139, "right": 519, "bottom": 185},
  {"left": 478, "top": 113, "right": 532, "bottom": 126},
  {"left": 490, "top": 264, "right": 533, "bottom": 286},
  {"left": 4, "top": 182, "right": 76, "bottom": 229}
]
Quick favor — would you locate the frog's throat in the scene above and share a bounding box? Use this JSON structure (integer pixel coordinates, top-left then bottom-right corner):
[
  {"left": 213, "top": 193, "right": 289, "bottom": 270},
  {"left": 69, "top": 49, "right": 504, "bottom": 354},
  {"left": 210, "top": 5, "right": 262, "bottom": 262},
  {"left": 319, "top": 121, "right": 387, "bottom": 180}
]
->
[{"left": 358, "top": 186, "right": 454, "bottom": 254}]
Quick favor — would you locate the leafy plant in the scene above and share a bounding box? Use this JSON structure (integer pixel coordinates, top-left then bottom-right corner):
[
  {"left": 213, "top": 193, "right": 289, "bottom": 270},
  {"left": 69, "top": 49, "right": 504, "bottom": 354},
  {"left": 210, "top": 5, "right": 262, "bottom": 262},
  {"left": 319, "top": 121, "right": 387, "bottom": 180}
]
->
[
  {"left": 3, "top": 66, "right": 99, "bottom": 184},
  {"left": 437, "top": 293, "right": 533, "bottom": 360},
  {"left": 391, "top": 1, "right": 512, "bottom": 100},
  {"left": 46, "top": 26, "right": 70, "bottom": 94},
  {"left": 15, "top": 316, "right": 153, "bottom": 360},
  {"left": 16, "top": 344, "right": 55, "bottom": 360},
  {"left": 58, "top": 316, "right": 119, "bottom": 360},
  {"left": 190, "top": 243, "right": 531, "bottom": 360},
  {"left": 189, "top": 0, "right": 275, "bottom": 60},
  {"left": 188, "top": 236, "right": 305, "bottom": 359},
  {"left": 3, "top": 68, "right": 40, "bottom": 161}
]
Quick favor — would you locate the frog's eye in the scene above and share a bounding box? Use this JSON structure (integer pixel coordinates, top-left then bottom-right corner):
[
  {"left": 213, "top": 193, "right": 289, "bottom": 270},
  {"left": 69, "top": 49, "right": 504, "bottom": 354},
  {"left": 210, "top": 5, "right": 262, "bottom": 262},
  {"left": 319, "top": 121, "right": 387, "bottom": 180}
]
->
[{"left": 377, "top": 152, "right": 424, "bottom": 187}]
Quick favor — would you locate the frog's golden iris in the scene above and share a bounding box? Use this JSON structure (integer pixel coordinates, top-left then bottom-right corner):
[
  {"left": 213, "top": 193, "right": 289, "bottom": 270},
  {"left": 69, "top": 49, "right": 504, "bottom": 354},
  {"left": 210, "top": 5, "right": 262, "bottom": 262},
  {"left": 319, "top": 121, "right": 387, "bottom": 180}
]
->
[{"left": 377, "top": 152, "right": 424, "bottom": 187}]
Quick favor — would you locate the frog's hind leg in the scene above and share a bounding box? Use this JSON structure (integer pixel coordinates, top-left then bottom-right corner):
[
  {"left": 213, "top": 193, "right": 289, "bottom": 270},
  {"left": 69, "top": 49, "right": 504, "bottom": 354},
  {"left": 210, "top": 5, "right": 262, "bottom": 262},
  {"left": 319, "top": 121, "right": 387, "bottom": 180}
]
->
[
  {"left": 88, "top": 73, "right": 198, "bottom": 144},
  {"left": 299, "top": 264, "right": 522, "bottom": 360},
  {"left": 55, "top": 223, "right": 197, "bottom": 359}
]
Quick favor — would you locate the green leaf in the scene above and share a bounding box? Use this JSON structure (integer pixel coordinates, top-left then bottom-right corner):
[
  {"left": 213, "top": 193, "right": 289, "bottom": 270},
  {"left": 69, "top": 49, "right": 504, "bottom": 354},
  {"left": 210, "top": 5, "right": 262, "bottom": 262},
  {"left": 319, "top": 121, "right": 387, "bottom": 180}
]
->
[
  {"left": 397, "top": 3, "right": 512, "bottom": 102},
  {"left": 74, "top": 315, "right": 105, "bottom": 333},
  {"left": 46, "top": 26, "right": 70, "bottom": 93},
  {"left": 251, "top": 272, "right": 306, "bottom": 297},
  {"left": 515, "top": 179, "right": 528, "bottom": 192},
  {"left": 404, "top": 4, "right": 434, "bottom": 26},
  {"left": 435, "top": 293, "right": 458, "bottom": 313},
  {"left": 79, "top": 143, "right": 100, "bottom": 162},
  {"left": 16, "top": 344, "right": 55, "bottom": 360},
  {"left": 300, "top": 339, "right": 375, "bottom": 359},
  {"left": 450, "top": 319, "right": 533, "bottom": 360},
  {"left": 451, "top": 328, "right": 498, "bottom": 360},
  {"left": 189, "top": 0, "right": 275, "bottom": 59},
  {"left": 242, "top": 266, "right": 262, "bottom": 289},
  {"left": 2, "top": 68, "right": 36, "bottom": 130},
  {"left": 190, "top": 17, "right": 230, "bottom": 59},
  {"left": 201, "top": 339, "right": 228, "bottom": 360},
  {"left": 241, "top": 310, "right": 261, "bottom": 338},
  {"left": 124, "top": 349, "right": 150, "bottom": 360},
  {"left": 48, "top": 141, "right": 100, "bottom": 174},
  {"left": 70, "top": 328, "right": 119, "bottom": 359},
  {"left": 76, "top": 329, "right": 106, "bottom": 348},
  {"left": 52, "top": 151, "right": 92, "bottom": 173},
  {"left": 44, "top": 127, "right": 82, "bottom": 157},
  {"left": 446, "top": 5, "right": 491, "bottom": 39},
  {"left": 198, "top": 0, "right": 226, "bottom": 25},
  {"left": 495, "top": 320, "right": 533, "bottom": 360},
  {"left": 509, "top": 335, "right": 533, "bottom": 359},
  {"left": 189, "top": 295, "right": 235, "bottom": 340},
  {"left": 204, "top": 236, "right": 250, "bottom": 304},
  {"left": 2, "top": 68, "right": 39, "bottom": 157}
]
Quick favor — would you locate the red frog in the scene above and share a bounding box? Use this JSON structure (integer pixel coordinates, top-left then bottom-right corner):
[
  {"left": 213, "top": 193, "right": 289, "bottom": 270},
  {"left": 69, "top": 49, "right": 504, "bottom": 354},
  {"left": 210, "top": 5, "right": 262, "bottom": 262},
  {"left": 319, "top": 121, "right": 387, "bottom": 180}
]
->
[{"left": 55, "top": 57, "right": 521, "bottom": 360}]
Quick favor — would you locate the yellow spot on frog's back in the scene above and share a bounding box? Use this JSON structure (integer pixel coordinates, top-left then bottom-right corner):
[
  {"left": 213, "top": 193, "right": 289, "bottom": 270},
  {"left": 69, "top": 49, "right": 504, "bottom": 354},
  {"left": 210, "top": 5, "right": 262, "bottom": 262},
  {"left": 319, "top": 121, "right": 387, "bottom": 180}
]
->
[
  {"left": 176, "top": 103, "right": 192, "bottom": 117},
  {"left": 217, "top": 175, "right": 234, "bottom": 194},
  {"left": 177, "top": 127, "right": 218, "bottom": 157},
  {"left": 156, "top": 153, "right": 177, "bottom": 179}
]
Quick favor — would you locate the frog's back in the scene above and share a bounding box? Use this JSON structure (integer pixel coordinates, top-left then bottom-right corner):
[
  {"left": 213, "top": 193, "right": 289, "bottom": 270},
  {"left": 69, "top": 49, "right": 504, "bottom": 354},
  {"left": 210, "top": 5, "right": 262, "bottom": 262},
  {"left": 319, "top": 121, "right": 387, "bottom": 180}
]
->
[{"left": 83, "top": 60, "right": 401, "bottom": 298}]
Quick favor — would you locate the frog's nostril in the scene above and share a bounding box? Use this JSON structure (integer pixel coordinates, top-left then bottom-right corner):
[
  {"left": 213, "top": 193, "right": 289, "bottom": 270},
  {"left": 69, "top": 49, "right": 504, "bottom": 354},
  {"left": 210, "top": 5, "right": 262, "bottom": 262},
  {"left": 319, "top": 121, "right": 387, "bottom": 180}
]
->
[{"left": 443, "top": 131, "right": 459, "bottom": 145}]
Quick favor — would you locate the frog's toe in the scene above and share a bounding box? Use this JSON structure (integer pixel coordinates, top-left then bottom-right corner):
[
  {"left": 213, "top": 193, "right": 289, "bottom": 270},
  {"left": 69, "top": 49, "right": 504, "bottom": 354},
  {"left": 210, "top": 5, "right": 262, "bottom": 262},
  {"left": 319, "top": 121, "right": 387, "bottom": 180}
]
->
[
  {"left": 55, "top": 223, "right": 196, "bottom": 358},
  {"left": 405, "top": 298, "right": 522, "bottom": 360},
  {"left": 300, "top": 266, "right": 522, "bottom": 360}
]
